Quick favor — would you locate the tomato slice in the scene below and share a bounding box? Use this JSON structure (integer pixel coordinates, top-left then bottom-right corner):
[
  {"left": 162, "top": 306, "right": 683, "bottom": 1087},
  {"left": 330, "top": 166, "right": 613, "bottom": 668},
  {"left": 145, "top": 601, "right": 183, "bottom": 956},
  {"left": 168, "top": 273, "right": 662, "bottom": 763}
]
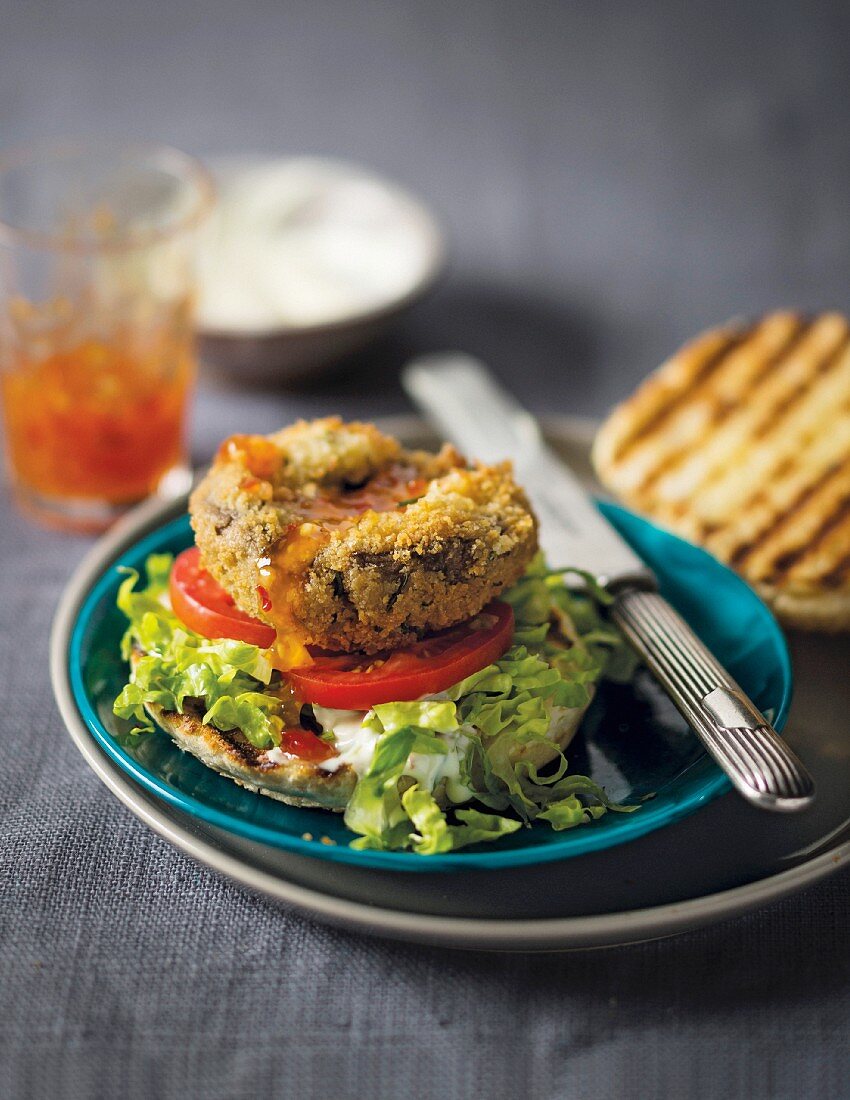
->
[
  {"left": 277, "top": 727, "right": 335, "bottom": 763},
  {"left": 288, "top": 601, "right": 515, "bottom": 710},
  {"left": 168, "top": 546, "right": 516, "bottom": 711},
  {"left": 169, "top": 547, "right": 276, "bottom": 648}
]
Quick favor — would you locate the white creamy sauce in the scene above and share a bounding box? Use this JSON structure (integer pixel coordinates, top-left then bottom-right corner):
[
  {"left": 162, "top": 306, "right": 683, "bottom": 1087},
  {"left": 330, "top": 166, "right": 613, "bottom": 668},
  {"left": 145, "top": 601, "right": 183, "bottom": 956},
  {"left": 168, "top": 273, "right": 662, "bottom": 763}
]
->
[
  {"left": 406, "top": 728, "right": 474, "bottom": 805},
  {"left": 307, "top": 703, "right": 474, "bottom": 803},
  {"left": 312, "top": 706, "right": 383, "bottom": 777},
  {"left": 263, "top": 700, "right": 572, "bottom": 796},
  {"left": 196, "top": 157, "right": 437, "bottom": 331}
]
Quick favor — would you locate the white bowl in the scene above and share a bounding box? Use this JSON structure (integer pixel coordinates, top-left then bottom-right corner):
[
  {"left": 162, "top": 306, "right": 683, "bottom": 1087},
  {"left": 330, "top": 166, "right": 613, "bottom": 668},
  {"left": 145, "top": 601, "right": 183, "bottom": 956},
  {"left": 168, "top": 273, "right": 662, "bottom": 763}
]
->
[{"left": 196, "top": 156, "right": 446, "bottom": 386}]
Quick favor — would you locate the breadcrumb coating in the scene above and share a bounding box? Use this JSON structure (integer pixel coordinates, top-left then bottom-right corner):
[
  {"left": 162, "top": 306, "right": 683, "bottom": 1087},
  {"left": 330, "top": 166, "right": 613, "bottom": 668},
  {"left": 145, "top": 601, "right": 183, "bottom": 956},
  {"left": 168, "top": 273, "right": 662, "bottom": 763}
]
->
[{"left": 190, "top": 417, "right": 538, "bottom": 656}]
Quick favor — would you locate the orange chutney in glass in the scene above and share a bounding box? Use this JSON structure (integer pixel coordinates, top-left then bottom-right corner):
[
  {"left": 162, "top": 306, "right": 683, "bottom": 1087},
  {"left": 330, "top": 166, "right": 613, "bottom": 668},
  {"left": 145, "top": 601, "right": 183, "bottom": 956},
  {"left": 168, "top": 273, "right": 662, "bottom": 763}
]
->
[{"left": 2, "top": 325, "right": 194, "bottom": 504}]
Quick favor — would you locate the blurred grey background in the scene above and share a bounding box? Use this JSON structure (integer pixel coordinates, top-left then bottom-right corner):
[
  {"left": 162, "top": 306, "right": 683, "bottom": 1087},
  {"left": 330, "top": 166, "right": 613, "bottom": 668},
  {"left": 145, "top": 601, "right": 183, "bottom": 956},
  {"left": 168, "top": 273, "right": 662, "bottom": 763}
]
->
[{"left": 4, "top": 0, "right": 850, "bottom": 425}]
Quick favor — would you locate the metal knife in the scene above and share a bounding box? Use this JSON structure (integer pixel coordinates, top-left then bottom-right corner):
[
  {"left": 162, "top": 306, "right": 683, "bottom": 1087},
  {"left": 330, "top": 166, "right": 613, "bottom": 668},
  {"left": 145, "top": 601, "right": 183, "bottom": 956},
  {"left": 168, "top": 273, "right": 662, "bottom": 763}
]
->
[{"left": 402, "top": 353, "right": 815, "bottom": 812}]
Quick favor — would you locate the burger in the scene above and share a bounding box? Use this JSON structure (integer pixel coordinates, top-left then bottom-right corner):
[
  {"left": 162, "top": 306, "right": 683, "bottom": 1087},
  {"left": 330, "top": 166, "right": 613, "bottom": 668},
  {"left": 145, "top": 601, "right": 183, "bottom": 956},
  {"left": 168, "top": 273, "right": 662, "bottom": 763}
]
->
[{"left": 114, "top": 418, "right": 633, "bottom": 853}]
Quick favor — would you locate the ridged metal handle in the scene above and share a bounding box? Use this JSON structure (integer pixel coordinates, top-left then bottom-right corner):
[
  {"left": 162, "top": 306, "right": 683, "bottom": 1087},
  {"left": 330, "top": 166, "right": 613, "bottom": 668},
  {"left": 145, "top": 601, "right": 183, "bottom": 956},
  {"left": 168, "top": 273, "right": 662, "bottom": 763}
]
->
[{"left": 612, "top": 589, "right": 815, "bottom": 812}]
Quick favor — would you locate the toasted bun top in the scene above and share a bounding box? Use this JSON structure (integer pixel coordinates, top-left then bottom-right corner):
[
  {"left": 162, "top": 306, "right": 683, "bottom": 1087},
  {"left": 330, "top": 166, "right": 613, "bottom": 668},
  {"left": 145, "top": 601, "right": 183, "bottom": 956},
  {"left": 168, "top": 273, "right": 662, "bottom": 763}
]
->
[{"left": 593, "top": 311, "right": 850, "bottom": 630}]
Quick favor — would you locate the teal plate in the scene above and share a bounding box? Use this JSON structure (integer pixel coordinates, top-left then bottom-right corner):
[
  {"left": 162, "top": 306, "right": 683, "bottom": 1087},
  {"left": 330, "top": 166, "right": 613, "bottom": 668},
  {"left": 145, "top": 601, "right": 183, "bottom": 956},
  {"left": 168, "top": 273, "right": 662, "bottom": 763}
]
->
[{"left": 68, "top": 502, "right": 792, "bottom": 871}]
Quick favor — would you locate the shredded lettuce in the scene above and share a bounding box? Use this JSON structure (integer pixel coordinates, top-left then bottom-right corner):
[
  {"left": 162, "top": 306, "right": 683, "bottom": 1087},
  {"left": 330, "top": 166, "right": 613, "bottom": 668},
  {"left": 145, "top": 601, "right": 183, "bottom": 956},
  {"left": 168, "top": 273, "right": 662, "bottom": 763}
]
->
[
  {"left": 366, "top": 700, "right": 460, "bottom": 736},
  {"left": 113, "top": 550, "right": 638, "bottom": 853},
  {"left": 343, "top": 725, "right": 449, "bottom": 850},
  {"left": 337, "top": 553, "right": 637, "bottom": 850},
  {"left": 113, "top": 554, "right": 283, "bottom": 748},
  {"left": 401, "top": 786, "right": 522, "bottom": 854}
]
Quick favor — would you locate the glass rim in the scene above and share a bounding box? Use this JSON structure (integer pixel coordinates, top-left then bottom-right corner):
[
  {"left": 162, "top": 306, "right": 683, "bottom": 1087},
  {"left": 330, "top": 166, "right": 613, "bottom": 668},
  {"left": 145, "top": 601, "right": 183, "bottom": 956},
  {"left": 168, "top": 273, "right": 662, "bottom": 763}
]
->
[{"left": 0, "top": 139, "right": 216, "bottom": 254}]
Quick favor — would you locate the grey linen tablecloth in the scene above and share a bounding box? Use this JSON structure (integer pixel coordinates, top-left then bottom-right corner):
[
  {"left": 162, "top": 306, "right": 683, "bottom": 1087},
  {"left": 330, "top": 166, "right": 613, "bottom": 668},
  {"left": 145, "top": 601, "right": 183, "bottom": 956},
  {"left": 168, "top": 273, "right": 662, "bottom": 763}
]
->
[
  {"left": 5, "top": 0, "right": 850, "bottom": 1091},
  {"left": 1, "top": 378, "right": 848, "bottom": 1100}
]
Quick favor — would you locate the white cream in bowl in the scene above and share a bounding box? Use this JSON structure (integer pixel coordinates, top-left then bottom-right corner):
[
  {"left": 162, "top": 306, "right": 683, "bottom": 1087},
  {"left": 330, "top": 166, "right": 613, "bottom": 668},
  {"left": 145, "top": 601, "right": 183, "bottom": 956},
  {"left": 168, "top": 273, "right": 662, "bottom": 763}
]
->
[{"left": 196, "top": 157, "right": 443, "bottom": 334}]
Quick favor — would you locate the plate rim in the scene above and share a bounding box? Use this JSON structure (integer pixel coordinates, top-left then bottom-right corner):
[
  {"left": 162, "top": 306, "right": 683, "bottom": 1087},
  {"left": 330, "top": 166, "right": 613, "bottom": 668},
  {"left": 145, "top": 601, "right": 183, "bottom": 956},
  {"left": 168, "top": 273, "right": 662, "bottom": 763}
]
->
[
  {"left": 60, "top": 680, "right": 849, "bottom": 950},
  {"left": 59, "top": 491, "right": 789, "bottom": 871}
]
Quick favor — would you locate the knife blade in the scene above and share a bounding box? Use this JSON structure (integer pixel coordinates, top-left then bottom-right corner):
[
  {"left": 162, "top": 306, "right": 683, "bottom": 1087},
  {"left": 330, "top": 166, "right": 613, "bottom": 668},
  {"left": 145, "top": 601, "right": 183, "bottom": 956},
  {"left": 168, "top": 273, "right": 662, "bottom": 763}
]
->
[
  {"left": 403, "top": 354, "right": 653, "bottom": 589},
  {"left": 402, "top": 353, "right": 815, "bottom": 813}
]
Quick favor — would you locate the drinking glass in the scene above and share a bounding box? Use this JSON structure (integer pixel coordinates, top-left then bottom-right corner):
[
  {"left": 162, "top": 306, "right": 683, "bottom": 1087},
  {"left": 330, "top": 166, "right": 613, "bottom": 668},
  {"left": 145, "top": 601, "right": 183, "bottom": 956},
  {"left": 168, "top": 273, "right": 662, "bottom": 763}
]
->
[{"left": 0, "top": 141, "right": 214, "bottom": 530}]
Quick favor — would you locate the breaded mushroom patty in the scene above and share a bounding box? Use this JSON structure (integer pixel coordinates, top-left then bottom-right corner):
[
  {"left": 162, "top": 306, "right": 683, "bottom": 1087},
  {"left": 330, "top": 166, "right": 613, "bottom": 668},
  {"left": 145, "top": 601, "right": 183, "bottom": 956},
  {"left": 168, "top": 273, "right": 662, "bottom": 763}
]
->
[{"left": 190, "top": 418, "right": 538, "bottom": 662}]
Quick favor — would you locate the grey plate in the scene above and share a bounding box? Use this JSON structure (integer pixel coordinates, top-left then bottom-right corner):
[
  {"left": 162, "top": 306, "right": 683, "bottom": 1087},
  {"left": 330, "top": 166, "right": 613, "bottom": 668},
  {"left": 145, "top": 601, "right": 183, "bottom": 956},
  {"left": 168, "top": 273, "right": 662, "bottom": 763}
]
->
[{"left": 50, "top": 416, "right": 850, "bottom": 950}]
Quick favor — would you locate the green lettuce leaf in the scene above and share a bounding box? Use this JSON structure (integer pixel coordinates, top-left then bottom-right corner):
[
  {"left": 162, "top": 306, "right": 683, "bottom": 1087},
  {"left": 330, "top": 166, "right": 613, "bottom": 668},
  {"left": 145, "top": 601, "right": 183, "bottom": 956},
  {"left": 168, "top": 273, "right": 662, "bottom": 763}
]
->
[
  {"left": 344, "top": 726, "right": 448, "bottom": 850},
  {"left": 339, "top": 556, "right": 637, "bottom": 851},
  {"left": 366, "top": 700, "right": 459, "bottom": 736},
  {"left": 113, "top": 555, "right": 282, "bottom": 748},
  {"left": 401, "top": 786, "right": 521, "bottom": 854}
]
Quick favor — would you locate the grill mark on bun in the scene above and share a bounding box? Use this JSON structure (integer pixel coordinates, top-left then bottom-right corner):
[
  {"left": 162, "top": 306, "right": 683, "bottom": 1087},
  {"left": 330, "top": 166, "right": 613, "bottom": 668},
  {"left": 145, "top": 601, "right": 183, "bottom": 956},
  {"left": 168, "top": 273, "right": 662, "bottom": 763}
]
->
[
  {"left": 819, "top": 549, "right": 850, "bottom": 589},
  {"left": 155, "top": 699, "right": 268, "bottom": 767},
  {"left": 729, "top": 462, "right": 844, "bottom": 569},
  {"left": 214, "top": 725, "right": 267, "bottom": 768},
  {"left": 628, "top": 315, "right": 811, "bottom": 502},
  {"left": 765, "top": 494, "right": 850, "bottom": 584},
  {"left": 675, "top": 326, "right": 850, "bottom": 534},
  {"left": 748, "top": 329, "right": 850, "bottom": 443},
  {"left": 593, "top": 309, "right": 850, "bottom": 629},
  {"left": 607, "top": 327, "right": 752, "bottom": 465}
]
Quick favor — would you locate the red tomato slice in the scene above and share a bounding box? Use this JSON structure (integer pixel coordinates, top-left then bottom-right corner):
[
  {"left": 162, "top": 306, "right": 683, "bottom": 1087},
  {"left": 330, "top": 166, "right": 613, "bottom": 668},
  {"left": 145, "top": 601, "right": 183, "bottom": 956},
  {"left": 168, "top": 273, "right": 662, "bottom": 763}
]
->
[
  {"left": 169, "top": 547, "right": 276, "bottom": 648},
  {"left": 278, "top": 727, "right": 335, "bottom": 763},
  {"left": 169, "top": 547, "right": 515, "bottom": 710},
  {"left": 288, "top": 601, "right": 515, "bottom": 710}
]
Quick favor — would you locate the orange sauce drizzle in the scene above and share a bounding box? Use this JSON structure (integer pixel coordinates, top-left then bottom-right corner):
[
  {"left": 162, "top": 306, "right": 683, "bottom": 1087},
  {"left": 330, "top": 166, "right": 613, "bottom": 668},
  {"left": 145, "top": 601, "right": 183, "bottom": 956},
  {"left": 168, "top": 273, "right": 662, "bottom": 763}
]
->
[
  {"left": 218, "top": 434, "right": 281, "bottom": 480},
  {"left": 261, "top": 522, "right": 327, "bottom": 669},
  {"left": 258, "top": 462, "right": 428, "bottom": 670}
]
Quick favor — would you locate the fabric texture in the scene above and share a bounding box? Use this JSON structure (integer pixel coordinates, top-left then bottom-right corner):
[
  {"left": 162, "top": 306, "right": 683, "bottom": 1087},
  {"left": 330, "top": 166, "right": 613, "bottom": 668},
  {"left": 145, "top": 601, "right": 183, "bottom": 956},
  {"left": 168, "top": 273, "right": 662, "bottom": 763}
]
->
[
  {"left": 0, "top": 383, "right": 848, "bottom": 1100},
  {"left": 5, "top": 0, "right": 850, "bottom": 1091}
]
